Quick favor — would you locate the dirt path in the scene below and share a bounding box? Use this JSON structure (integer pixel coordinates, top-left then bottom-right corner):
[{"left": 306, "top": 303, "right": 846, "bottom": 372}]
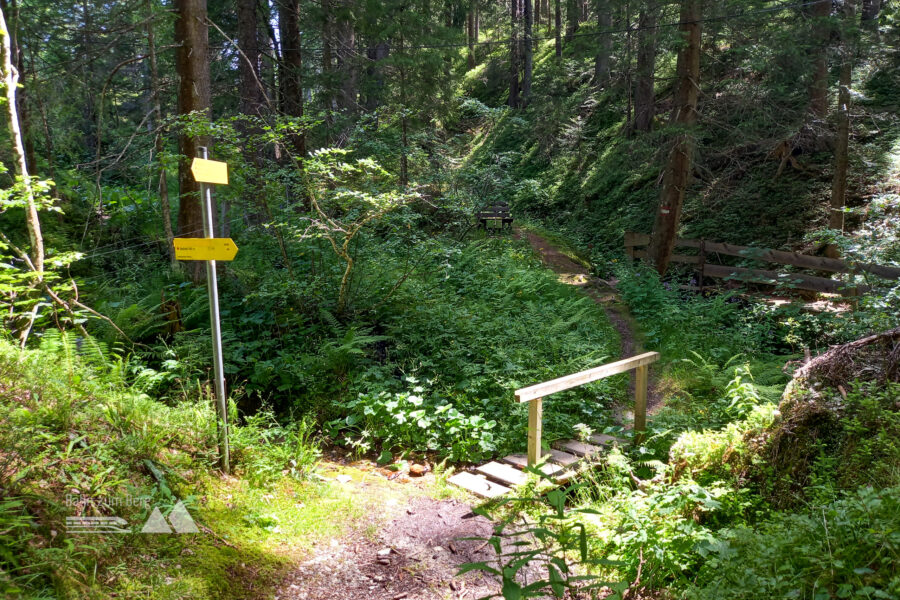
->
[
  {"left": 514, "top": 228, "right": 663, "bottom": 416},
  {"left": 273, "top": 468, "right": 546, "bottom": 600}
]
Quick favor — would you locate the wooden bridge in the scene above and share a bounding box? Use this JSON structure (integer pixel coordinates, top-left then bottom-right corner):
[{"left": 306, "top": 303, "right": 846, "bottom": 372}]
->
[{"left": 449, "top": 351, "right": 659, "bottom": 498}]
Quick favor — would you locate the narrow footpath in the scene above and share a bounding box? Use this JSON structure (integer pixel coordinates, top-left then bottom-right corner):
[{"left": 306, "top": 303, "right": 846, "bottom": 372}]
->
[{"left": 514, "top": 228, "right": 663, "bottom": 416}]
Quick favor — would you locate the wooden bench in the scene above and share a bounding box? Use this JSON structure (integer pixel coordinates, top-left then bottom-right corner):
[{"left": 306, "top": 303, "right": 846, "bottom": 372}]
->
[{"left": 476, "top": 202, "right": 513, "bottom": 231}]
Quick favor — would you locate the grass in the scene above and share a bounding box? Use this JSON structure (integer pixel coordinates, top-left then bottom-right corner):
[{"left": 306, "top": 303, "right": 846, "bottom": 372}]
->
[{"left": 0, "top": 334, "right": 446, "bottom": 599}]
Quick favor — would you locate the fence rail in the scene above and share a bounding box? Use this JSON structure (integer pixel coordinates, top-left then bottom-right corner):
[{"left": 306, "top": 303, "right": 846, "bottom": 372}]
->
[
  {"left": 625, "top": 232, "right": 900, "bottom": 297},
  {"left": 515, "top": 351, "right": 660, "bottom": 466}
]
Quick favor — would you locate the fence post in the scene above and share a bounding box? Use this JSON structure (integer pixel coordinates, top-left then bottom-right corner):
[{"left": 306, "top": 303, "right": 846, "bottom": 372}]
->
[
  {"left": 527, "top": 397, "right": 543, "bottom": 466},
  {"left": 698, "top": 239, "right": 706, "bottom": 294},
  {"left": 634, "top": 365, "right": 648, "bottom": 443}
]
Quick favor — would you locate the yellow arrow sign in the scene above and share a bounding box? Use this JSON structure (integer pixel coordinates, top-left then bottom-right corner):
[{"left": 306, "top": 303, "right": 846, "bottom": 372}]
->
[
  {"left": 190, "top": 158, "right": 229, "bottom": 185},
  {"left": 173, "top": 238, "right": 239, "bottom": 261}
]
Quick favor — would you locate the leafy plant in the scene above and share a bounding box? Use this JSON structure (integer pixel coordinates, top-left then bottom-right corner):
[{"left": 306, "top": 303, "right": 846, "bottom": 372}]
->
[{"left": 458, "top": 478, "right": 623, "bottom": 599}]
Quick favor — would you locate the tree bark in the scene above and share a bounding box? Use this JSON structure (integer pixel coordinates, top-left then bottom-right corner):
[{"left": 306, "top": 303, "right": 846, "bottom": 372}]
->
[
  {"left": 467, "top": 5, "right": 476, "bottom": 69},
  {"left": 322, "top": 0, "right": 335, "bottom": 112},
  {"left": 509, "top": 0, "right": 520, "bottom": 108},
  {"left": 0, "top": 4, "right": 42, "bottom": 276},
  {"left": 808, "top": 0, "right": 831, "bottom": 119},
  {"left": 523, "top": 0, "right": 532, "bottom": 105},
  {"left": 335, "top": 0, "right": 357, "bottom": 113},
  {"left": 237, "top": 0, "right": 263, "bottom": 117},
  {"left": 648, "top": 0, "right": 702, "bottom": 276},
  {"left": 830, "top": 0, "right": 857, "bottom": 231},
  {"left": 565, "top": 0, "right": 578, "bottom": 43},
  {"left": 554, "top": 0, "right": 561, "bottom": 57},
  {"left": 475, "top": 5, "right": 480, "bottom": 42},
  {"left": 278, "top": 0, "right": 306, "bottom": 156},
  {"left": 363, "top": 41, "right": 389, "bottom": 111},
  {"left": 594, "top": 0, "right": 611, "bottom": 86},
  {"left": 399, "top": 32, "right": 408, "bottom": 187},
  {"left": 174, "top": 0, "right": 212, "bottom": 283},
  {"left": 633, "top": 6, "right": 657, "bottom": 133},
  {"left": 861, "top": 0, "right": 880, "bottom": 27},
  {"left": 147, "top": 0, "right": 176, "bottom": 266}
]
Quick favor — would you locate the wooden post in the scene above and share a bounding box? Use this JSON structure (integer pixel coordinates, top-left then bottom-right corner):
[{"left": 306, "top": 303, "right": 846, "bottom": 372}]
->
[
  {"left": 698, "top": 239, "right": 705, "bottom": 294},
  {"left": 527, "top": 397, "right": 543, "bottom": 466},
  {"left": 634, "top": 364, "right": 648, "bottom": 443}
]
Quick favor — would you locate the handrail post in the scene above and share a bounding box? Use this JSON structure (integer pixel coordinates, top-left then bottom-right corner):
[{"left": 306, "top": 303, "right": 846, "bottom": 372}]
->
[
  {"left": 634, "top": 364, "right": 648, "bottom": 443},
  {"left": 527, "top": 397, "right": 543, "bottom": 466}
]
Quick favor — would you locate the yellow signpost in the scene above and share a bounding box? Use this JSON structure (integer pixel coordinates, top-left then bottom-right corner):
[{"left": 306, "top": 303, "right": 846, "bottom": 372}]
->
[
  {"left": 175, "top": 149, "right": 233, "bottom": 474},
  {"left": 173, "top": 238, "right": 238, "bottom": 261},
  {"left": 190, "top": 157, "right": 229, "bottom": 185}
]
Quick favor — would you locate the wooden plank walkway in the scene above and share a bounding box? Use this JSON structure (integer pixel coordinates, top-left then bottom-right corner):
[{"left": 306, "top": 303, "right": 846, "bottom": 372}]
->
[{"left": 448, "top": 435, "right": 622, "bottom": 498}]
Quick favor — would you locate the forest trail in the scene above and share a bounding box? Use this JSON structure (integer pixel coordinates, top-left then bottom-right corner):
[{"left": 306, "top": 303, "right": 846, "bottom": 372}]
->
[
  {"left": 274, "top": 470, "right": 521, "bottom": 600},
  {"left": 514, "top": 227, "right": 664, "bottom": 416}
]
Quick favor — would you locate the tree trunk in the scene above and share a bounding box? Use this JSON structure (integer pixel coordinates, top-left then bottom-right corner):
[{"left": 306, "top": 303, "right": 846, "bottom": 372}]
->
[
  {"left": 147, "top": 0, "right": 175, "bottom": 266},
  {"left": 237, "top": 0, "right": 263, "bottom": 117},
  {"left": 648, "top": 0, "right": 702, "bottom": 276},
  {"left": 535, "top": 0, "right": 541, "bottom": 27},
  {"left": 808, "top": 0, "right": 831, "bottom": 119},
  {"left": 523, "top": 0, "right": 532, "bottom": 105},
  {"left": 467, "top": 5, "right": 476, "bottom": 69},
  {"left": 363, "top": 42, "right": 389, "bottom": 111},
  {"left": 80, "top": 0, "right": 97, "bottom": 159},
  {"left": 335, "top": 0, "right": 357, "bottom": 113},
  {"left": 554, "top": 0, "right": 561, "bottom": 57},
  {"left": 399, "top": 32, "right": 408, "bottom": 187},
  {"left": 509, "top": 0, "right": 520, "bottom": 108},
  {"left": 0, "top": 5, "right": 42, "bottom": 276},
  {"left": 861, "top": 0, "right": 880, "bottom": 27},
  {"left": 594, "top": 0, "right": 611, "bottom": 86},
  {"left": 278, "top": 0, "right": 305, "bottom": 156},
  {"left": 174, "top": 0, "right": 212, "bottom": 283},
  {"left": 3, "top": 2, "right": 34, "bottom": 175},
  {"left": 565, "top": 0, "right": 578, "bottom": 43},
  {"left": 322, "top": 0, "right": 334, "bottom": 112},
  {"left": 475, "top": 5, "right": 480, "bottom": 42},
  {"left": 830, "top": 0, "right": 857, "bottom": 231},
  {"left": 633, "top": 6, "right": 657, "bottom": 133}
]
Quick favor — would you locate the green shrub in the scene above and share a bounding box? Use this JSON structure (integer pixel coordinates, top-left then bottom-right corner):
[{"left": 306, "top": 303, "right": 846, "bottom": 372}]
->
[
  {"left": 688, "top": 486, "right": 900, "bottom": 600},
  {"left": 329, "top": 383, "right": 498, "bottom": 462}
]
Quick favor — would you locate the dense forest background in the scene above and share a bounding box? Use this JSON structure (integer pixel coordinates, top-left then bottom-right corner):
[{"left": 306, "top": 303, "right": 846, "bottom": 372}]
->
[{"left": 0, "top": 0, "right": 899, "bottom": 597}]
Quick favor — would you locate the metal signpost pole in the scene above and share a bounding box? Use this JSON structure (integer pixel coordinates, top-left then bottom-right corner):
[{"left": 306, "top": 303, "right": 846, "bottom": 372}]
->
[{"left": 198, "top": 146, "right": 230, "bottom": 474}]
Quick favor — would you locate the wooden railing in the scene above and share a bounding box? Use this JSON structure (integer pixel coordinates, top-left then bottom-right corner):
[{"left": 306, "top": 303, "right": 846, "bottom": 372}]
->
[
  {"left": 625, "top": 232, "right": 900, "bottom": 297},
  {"left": 515, "top": 351, "right": 660, "bottom": 466}
]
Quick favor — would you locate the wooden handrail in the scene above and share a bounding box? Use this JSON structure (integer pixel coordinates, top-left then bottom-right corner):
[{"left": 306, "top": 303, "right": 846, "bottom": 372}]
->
[
  {"left": 515, "top": 352, "right": 660, "bottom": 402},
  {"left": 515, "top": 351, "right": 660, "bottom": 466}
]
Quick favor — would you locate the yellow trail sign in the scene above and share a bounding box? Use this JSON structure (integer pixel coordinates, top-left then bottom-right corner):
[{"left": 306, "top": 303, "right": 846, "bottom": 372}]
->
[
  {"left": 190, "top": 158, "right": 229, "bottom": 185},
  {"left": 173, "top": 238, "right": 239, "bottom": 261}
]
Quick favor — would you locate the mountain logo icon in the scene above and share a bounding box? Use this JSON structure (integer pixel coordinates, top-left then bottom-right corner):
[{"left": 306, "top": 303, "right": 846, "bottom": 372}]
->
[{"left": 141, "top": 501, "right": 199, "bottom": 534}]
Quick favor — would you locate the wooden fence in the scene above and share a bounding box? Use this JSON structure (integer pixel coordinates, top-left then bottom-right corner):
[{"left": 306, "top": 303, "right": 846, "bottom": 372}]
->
[
  {"left": 515, "top": 351, "right": 660, "bottom": 466},
  {"left": 625, "top": 232, "right": 900, "bottom": 297}
]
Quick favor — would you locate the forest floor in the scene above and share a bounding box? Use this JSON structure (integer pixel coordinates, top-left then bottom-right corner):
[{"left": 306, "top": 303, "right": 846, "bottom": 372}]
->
[{"left": 272, "top": 228, "right": 654, "bottom": 600}]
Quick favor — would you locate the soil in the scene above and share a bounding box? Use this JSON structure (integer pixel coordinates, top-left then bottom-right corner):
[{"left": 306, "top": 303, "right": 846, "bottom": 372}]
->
[
  {"left": 514, "top": 228, "right": 664, "bottom": 416},
  {"left": 276, "top": 494, "right": 506, "bottom": 600}
]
